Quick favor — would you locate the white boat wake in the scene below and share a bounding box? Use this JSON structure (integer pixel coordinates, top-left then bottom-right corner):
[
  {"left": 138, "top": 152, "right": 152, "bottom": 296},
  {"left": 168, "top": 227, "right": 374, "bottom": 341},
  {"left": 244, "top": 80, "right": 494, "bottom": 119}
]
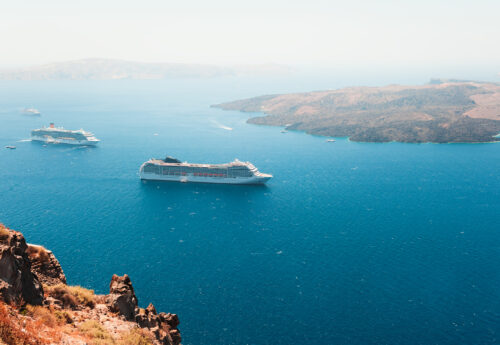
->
[{"left": 211, "top": 120, "right": 233, "bottom": 131}]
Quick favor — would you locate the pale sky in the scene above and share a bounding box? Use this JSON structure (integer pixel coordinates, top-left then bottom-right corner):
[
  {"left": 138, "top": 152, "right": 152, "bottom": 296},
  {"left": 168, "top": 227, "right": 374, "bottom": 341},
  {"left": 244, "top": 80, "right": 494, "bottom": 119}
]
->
[{"left": 1, "top": 0, "right": 499, "bottom": 68}]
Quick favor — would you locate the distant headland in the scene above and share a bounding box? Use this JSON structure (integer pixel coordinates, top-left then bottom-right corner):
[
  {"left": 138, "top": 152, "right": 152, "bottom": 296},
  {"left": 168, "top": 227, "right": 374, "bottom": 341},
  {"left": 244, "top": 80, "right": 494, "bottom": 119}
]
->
[
  {"left": 0, "top": 58, "right": 291, "bottom": 80},
  {"left": 213, "top": 79, "right": 500, "bottom": 143}
]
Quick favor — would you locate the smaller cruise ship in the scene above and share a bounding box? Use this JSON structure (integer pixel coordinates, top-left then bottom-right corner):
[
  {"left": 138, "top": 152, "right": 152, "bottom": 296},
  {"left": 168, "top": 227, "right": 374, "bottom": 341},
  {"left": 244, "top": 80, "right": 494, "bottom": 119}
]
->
[
  {"left": 140, "top": 156, "right": 272, "bottom": 184},
  {"left": 22, "top": 108, "right": 41, "bottom": 116},
  {"left": 31, "top": 123, "right": 100, "bottom": 145}
]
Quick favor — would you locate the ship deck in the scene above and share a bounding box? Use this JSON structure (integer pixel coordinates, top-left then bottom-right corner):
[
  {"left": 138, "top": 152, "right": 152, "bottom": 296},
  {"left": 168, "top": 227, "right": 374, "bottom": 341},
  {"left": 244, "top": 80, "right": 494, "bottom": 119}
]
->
[{"left": 149, "top": 159, "right": 256, "bottom": 169}]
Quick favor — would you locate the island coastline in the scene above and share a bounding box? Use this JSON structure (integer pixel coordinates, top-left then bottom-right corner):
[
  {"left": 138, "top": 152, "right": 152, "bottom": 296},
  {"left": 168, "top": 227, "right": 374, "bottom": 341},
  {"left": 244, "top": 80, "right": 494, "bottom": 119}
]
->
[{"left": 213, "top": 80, "right": 500, "bottom": 144}]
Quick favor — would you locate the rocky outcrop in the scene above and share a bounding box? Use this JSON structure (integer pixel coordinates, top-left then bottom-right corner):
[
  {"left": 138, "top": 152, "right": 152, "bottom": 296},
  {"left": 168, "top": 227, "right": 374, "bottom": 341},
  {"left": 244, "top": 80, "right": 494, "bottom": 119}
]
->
[
  {"left": 107, "top": 274, "right": 139, "bottom": 320},
  {"left": 0, "top": 225, "right": 43, "bottom": 305},
  {"left": 0, "top": 224, "right": 182, "bottom": 345},
  {"left": 136, "top": 304, "right": 182, "bottom": 345},
  {"left": 27, "top": 244, "right": 67, "bottom": 286},
  {"left": 107, "top": 274, "right": 181, "bottom": 345}
]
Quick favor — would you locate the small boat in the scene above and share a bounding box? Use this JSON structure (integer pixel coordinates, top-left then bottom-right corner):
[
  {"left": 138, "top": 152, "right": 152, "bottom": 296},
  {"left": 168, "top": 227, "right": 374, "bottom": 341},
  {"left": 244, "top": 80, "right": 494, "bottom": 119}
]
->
[
  {"left": 326, "top": 139, "right": 336, "bottom": 142},
  {"left": 22, "top": 108, "right": 41, "bottom": 116},
  {"left": 281, "top": 130, "right": 288, "bottom": 133},
  {"left": 5, "top": 146, "right": 16, "bottom": 149}
]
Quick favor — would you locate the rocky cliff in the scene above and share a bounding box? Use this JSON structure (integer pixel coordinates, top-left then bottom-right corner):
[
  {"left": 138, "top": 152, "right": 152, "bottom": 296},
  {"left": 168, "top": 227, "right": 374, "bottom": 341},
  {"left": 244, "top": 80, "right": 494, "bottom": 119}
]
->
[
  {"left": 107, "top": 274, "right": 181, "bottom": 345},
  {"left": 27, "top": 244, "right": 67, "bottom": 286},
  {"left": 0, "top": 226, "right": 43, "bottom": 305},
  {"left": 0, "top": 223, "right": 181, "bottom": 345}
]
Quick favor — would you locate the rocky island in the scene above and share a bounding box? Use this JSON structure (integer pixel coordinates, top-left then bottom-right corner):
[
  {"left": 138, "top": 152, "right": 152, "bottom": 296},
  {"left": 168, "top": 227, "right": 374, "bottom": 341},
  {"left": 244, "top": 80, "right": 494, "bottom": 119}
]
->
[
  {"left": 213, "top": 80, "right": 500, "bottom": 143},
  {"left": 0, "top": 223, "right": 181, "bottom": 345}
]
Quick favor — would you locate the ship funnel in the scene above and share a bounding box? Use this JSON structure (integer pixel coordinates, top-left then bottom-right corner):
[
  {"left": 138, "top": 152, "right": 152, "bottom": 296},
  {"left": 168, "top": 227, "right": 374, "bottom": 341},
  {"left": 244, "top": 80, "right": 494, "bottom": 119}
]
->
[{"left": 49, "top": 123, "right": 55, "bottom": 128}]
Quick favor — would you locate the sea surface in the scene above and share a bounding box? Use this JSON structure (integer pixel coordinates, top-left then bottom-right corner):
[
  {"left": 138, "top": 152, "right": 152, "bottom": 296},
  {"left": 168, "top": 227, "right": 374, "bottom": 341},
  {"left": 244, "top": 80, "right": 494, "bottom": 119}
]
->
[{"left": 0, "top": 75, "right": 499, "bottom": 345}]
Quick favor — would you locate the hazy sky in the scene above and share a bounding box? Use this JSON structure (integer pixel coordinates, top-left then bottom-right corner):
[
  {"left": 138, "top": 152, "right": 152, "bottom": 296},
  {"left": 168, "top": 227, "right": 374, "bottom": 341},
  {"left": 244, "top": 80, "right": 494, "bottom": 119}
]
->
[{"left": 1, "top": 0, "right": 499, "bottom": 67}]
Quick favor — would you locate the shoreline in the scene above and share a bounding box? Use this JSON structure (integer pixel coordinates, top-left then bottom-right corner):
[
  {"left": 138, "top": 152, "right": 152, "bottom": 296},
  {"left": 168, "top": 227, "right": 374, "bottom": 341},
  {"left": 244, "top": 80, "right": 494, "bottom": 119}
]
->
[{"left": 244, "top": 120, "right": 500, "bottom": 144}]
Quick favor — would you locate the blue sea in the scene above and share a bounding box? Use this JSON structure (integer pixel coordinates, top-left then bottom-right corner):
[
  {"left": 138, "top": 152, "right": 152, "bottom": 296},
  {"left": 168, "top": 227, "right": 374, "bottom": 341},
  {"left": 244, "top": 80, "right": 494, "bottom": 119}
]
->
[{"left": 0, "top": 75, "right": 499, "bottom": 345}]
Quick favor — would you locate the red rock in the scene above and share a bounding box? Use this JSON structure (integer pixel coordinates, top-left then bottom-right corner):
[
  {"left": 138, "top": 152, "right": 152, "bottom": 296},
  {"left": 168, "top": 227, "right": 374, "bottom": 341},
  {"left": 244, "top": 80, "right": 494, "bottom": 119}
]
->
[
  {"left": 106, "top": 274, "right": 181, "bottom": 345},
  {"left": 107, "top": 274, "right": 138, "bottom": 320},
  {"left": 146, "top": 303, "right": 157, "bottom": 315},
  {"left": 27, "top": 244, "right": 67, "bottom": 286},
  {"left": 0, "top": 226, "right": 44, "bottom": 305}
]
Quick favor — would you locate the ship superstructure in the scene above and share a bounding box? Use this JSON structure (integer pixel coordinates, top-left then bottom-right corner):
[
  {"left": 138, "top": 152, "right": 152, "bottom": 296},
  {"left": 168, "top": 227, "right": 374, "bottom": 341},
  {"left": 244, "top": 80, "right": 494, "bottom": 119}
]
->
[
  {"left": 140, "top": 156, "right": 272, "bottom": 184},
  {"left": 31, "top": 123, "right": 100, "bottom": 145}
]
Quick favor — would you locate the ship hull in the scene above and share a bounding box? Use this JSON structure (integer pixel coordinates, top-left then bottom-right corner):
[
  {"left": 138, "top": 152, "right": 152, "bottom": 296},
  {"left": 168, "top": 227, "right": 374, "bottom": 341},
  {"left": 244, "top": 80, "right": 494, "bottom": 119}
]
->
[
  {"left": 140, "top": 172, "right": 271, "bottom": 185},
  {"left": 31, "top": 136, "right": 99, "bottom": 146}
]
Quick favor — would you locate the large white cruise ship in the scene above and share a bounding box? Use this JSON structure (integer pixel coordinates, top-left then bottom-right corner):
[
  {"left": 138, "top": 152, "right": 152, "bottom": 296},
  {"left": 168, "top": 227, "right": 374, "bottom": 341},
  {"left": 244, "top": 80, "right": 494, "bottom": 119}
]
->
[
  {"left": 31, "top": 123, "right": 100, "bottom": 145},
  {"left": 139, "top": 156, "right": 272, "bottom": 184}
]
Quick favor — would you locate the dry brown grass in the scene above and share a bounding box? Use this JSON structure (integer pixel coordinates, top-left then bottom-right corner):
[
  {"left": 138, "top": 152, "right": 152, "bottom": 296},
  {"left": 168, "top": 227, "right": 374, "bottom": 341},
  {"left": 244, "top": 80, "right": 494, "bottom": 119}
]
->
[
  {"left": 1, "top": 300, "right": 153, "bottom": 345},
  {"left": 0, "top": 224, "right": 11, "bottom": 241},
  {"left": 77, "top": 322, "right": 154, "bottom": 345},
  {"left": 25, "top": 305, "right": 58, "bottom": 328},
  {"left": 44, "top": 284, "right": 95, "bottom": 309},
  {"left": 24, "top": 305, "right": 73, "bottom": 327},
  {"left": 68, "top": 285, "right": 95, "bottom": 307},
  {"left": 118, "top": 328, "right": 154, "bottom": 345},
  {"left": 54, "top": 309, "right": 73, "bottom": 324},
  {"left": 26, "top": 245, "right": 51, "bottom": 265},
  {"left": 78, "top": 320, "right": 114, "bottom": 345},
  {"left": 0, "top": 302, "right": 45, "bottom": 345}
]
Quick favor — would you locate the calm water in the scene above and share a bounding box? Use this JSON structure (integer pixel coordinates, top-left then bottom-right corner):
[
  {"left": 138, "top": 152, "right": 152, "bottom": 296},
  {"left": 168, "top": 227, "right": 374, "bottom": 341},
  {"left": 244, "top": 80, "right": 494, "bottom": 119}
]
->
[{"left": 0, "top": 77, "right": 499, "bottom": 345}]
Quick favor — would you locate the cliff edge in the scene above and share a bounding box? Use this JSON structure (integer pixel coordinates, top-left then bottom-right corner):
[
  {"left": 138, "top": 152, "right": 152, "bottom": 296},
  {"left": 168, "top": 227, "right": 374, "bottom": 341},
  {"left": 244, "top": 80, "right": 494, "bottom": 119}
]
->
[{"left": 0, "top": 223, "right": 181, "bottom": 345}]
